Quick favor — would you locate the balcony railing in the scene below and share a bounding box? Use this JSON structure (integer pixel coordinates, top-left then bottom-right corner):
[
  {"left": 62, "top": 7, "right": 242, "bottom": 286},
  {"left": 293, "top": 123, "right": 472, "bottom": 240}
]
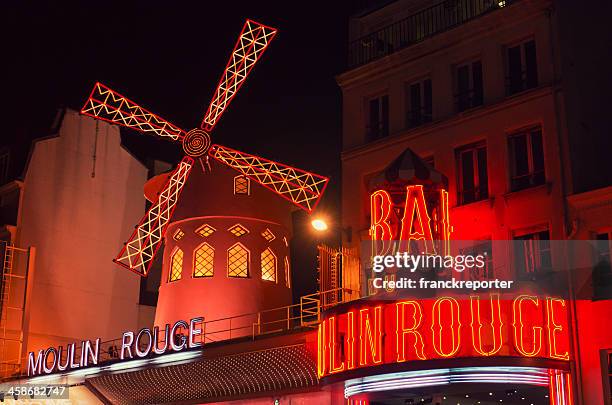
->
[
  {"left": 348, "top": 0, "right": 513, "bottom": 69},
  {"left": 4, "top": 287, "right": 359, "bottom": 380}
]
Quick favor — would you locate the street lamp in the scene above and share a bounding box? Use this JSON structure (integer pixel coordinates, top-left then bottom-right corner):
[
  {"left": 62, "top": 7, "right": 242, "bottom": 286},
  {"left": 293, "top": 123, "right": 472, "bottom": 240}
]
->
[{"left": 311, "top": 218, "right": 329, "bottom": 232}]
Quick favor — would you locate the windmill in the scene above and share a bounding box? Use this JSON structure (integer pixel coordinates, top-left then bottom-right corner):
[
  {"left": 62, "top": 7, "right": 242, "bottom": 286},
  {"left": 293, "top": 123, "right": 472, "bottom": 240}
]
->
[{"left": 81, "top": 19, "right": 329, "bottom": 277}]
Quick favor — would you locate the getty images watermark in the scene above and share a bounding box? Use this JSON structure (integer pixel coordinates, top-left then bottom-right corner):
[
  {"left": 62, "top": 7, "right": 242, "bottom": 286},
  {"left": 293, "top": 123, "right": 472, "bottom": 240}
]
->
[{"left": 371, "top": 250, "right": 514, "bottom": 291}]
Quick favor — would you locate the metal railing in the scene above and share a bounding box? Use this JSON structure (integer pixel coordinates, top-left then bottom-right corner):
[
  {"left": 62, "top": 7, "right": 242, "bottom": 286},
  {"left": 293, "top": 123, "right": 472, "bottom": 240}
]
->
[
  {"left": 5, "top": 287, "right": 359, "bottom": 379},
  {"left": 348, "top": 0, "right": 513, "bottom": 68}
]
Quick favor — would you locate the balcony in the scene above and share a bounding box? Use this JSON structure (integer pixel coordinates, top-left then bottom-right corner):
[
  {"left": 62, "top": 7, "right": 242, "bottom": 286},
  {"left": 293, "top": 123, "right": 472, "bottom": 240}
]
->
[{"left": 348, "top": 0, "right": 513, "bottom": 69}]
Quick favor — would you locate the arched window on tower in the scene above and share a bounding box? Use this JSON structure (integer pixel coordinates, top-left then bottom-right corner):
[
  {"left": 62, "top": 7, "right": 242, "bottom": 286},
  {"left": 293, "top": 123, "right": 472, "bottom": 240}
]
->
[
  {"left": 193, "top": 243, "right": 214, "bottom": 278},
  {"left": 169, "top": 248, "right": 184, "bottom": 282},
  {"left": 228, "top": 243, "right": 249, "bottom": 278},
  {"left": 234, "top": 175, "right": 250, "bottom": 195},
  {"left": 261, "top": 248, "right": 277, "bottom": 282}
]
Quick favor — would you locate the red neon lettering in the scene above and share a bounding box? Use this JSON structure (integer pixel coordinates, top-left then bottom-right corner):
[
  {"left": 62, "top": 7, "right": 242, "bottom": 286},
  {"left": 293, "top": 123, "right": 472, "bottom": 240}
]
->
[
  {"left": 438, "top": 189, "right": 452, "bottom": 256},
  {"left": 512, "top": 295, "right": 543, "bottom": 357},
  {"left": 317, "top": 321, "right": 327, "bottom": 377},
  {"left": 400, "top": 185, "right": 434, "bottom": 253},
  {"left": 359, "top": 306, "right": 383, "bottom": 365},
  {"left": 370, "top": 190, "right": 393, "bottom": 240},
  {"left": 328, "top": 316, "right": 345, "bottom": 373},
  {"left": 346, "top": 311, "right": 357, "bottom": 369},
  {"left": 396, "top": 301, "right": 426, "bottom": 361},
  {"left": 546, "top": 297, "right": 570, "bottom": 360},
  {"left": 431, "top": 297, "right": 461, "bottom": 357},
  {"left": 470, "top": 294, "right": 503, "bottom": 356}
]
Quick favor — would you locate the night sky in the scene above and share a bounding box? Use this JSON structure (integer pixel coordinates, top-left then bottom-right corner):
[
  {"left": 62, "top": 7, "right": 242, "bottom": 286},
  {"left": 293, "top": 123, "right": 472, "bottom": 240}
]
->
[
  {"left": 1, "top": 1, "right": 348, "bottom": 189},
  {"left": 1, "top": 1, "right": 352, "bottom": 298}
]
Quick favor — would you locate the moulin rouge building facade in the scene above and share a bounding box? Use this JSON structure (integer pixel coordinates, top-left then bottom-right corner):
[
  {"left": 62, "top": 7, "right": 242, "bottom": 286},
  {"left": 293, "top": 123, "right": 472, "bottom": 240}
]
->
[{"left": 1, "top": 1, "right": 611, "bottom": 404}]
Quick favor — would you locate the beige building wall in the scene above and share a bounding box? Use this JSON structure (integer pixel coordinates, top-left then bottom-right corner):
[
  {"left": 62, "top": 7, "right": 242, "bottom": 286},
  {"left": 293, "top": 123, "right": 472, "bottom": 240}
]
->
[{"left": 16, "top": 109, "right": 150, "bottom": 357}]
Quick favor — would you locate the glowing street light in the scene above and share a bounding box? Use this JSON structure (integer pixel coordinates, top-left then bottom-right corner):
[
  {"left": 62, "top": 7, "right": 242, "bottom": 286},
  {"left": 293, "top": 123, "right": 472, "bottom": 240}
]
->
[{"left": 311, "top": 218, "right": 329, "bottom": 232}]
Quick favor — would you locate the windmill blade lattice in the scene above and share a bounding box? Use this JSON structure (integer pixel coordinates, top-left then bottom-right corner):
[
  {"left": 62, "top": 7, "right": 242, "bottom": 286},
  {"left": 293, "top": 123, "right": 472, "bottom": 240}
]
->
[
  {"left": 114, "top": 157, "right": 194, "bottom": 276},
  {"left": 81, "top": 82, "right": 184, "bottom": 140},
  {"left": 201, "top": 20, "right": 277, "bottom": 132},
  {"left": 82, "top": 19, "right": 330, "bottom": 276},
  {"left": 208, "top": 144, "right": 329, "bottom": 213}
]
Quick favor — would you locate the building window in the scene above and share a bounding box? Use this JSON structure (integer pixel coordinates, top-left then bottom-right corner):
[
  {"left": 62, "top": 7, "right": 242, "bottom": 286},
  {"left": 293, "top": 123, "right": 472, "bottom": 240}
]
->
[
  {"left": 461, "top": 240, "right": 493, "bottom": 281},
  {"left": 169, "top": 248, "right": 183, "bottom": 282},
  {"left": 366, "top": 94, "right": 389, "bottom": 141},
  {"left": 455, "top": 60, "right": 483, "bottom": 112},
  {"left": 228, "top": 223, "right": 249, "bottom": 237},
  {"left": 172, "top": 228, "right": 185, "bottom": 241},
  {"left": 604, "top": 350, "right": 612, "bottom": 404},
  {"left": 228, "top": 243, "right": 249, "bottom": 278},
  {"left": 456, "top": 142, "right": 488, "bottom": 204},
  {"left": 261, "top": 248, "right": 277, "bottom": 282},
  {"left": 195, "top": 224, "right": 216, "bottom": 237},
  {"left": 261, "top": 228, "right": 276, "bottom": 242},
  {"left": 596, "top": 232, "right": 611, "bottom": 262},
  {"left": 405, "top": 78, "right": 432, "bottom": 128},
  {"left": 594, "top": 232, "right": 612, "bottom": 300},
  {"left": 506, "top": 39, "right": 538, "bottom": 95},
  {"left": 284, "top": 256, "right": 291, "bottom": 288},
  {"left": 509, "top": 126, "right": 545, "bottom": 192},
  {"left": 234, "top": 175, "right": 250, "bottom": 195},
  {"left": 193, "top": 243, "right": 214, "bottom": 278},
  {"left": 514, "top": 229, "right": 551, "bottom": 280}
]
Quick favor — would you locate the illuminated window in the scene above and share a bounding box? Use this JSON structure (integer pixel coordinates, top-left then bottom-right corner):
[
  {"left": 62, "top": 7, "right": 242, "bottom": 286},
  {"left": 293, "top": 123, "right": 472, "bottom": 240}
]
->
[
  {"left": 193, "top": 243, "right": 214, "bottom": 278},
  {"left": 514, "top": 229, "right": 551, "bottom": 280},
  {"left": 228, "top": 224, "right": 249, "bottom": 237},
  {"left": 509, "top": 126, "right": 545, "bottom": 192},
  {"left": 195, "top": 224, "right": 216, "bottom": 237},
  {"left": 284, "top": 256, "right": 291, "bottom": 288},
  {"left": 234, "top": 175, "right": 250, "bottom": 195},
  {"left": 405, "top": 78, "right": 432, "bottom": 129},
  {"left": 261, "top": 248, "right": 277, "bottom": 282},
  {"left": 173, "top": 228, "right": 185, "bottom": 241},
  {"left": 228, "top": 243, "right": 249, "bottom": 278},
  {"left": 169, "top": 248, "right": 183, "bottom": 282},
  {"left": 261, "top": 228, "right": 276, "bottom": 242},
  {"left": 456, "top": 141, "right": 488, "bottom": 204}
]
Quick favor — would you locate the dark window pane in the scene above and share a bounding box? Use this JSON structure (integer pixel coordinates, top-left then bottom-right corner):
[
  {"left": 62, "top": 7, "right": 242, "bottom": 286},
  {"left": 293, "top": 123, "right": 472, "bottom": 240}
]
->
[
  {"left": 381, "top": 95, "right": 389, "bottom": 137},
  {"left": 531, "top": 129, "right": 545, "bottom": 185},
  {"left": 508, "top": 45, "right": 522, "bottom": 94},
  {"left": 472, "top": 61, "right": 483, "bottom": 106},
  {"left": 457, "top": 65, "right": 470, "bottom": 111},
  {"left": 460, "top": 150, "right": 475, "bottom": 203},
  {"left": 369, "top": 98, "right": 380, "bottom": 139},
  {"left": 477, "top": 147, "right": 488, "bottom": 199},
  {"left": 524, "top": 40, "right": 538, "bottom": 89},
  {"left": 410, "top": 83, "right": 421, "bottom": 127},
  {"left": 512, "top": 135, "right": 529, "bottom": 175},
  {"left": 531, "top": 130, "right": 544, "bottom": 171},
  {"left": 423, "top": 79, "right": 432, "bottom": 121}
]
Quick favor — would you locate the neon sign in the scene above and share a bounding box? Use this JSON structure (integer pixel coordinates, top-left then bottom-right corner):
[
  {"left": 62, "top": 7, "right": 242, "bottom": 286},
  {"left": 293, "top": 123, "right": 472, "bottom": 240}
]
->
[
  {"left": 27, "top": 317, "right": 203, "bottom": 377},
  {"left": 370, "top": 186, "right": 452, "bottom": 255},
  {"left": 317, "top": 294, "right": 570, "bottom": 378}
]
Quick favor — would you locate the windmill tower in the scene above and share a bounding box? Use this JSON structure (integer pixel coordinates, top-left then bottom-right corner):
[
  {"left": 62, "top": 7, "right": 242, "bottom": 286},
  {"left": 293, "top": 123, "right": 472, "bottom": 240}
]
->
[{"left": 80, "top": 20, "right": 329, "bottom": 333}]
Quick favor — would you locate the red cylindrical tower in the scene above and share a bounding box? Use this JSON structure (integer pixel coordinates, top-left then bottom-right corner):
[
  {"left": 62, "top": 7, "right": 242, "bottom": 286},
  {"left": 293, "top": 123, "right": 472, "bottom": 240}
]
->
[{"left": 147, "top": 159, "right": 294, "bottom": 337}]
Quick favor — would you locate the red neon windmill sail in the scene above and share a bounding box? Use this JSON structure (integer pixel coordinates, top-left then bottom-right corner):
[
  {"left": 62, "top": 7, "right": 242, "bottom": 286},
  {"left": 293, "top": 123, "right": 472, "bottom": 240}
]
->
[{"left": 80, "top": 19, "right": 329, "bottom": 277}]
